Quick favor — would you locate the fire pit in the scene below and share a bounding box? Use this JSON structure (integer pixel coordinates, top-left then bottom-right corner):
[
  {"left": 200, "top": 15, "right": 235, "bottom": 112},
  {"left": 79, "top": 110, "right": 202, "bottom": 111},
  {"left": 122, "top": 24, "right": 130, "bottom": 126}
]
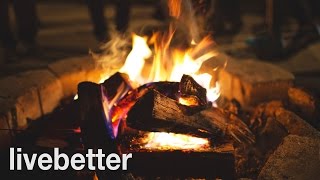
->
[
  {"left": 77, "top": 71, "right": 247, "bottom": 179},
  {"left": 2, "top": 1, "right": 320, "bottom": 180}
]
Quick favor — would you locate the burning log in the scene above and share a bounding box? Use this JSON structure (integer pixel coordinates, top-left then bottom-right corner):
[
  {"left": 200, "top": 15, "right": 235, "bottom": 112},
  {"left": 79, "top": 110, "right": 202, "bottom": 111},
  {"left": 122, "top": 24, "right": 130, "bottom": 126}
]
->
[
  {"left": 101, "top": 72, "right": 132, "bottom": 100},
  {"left": 77, "top": 81, "right": 117, "bottom": 147},
  {"left": 77, "top": 77, "right": 132, "bottom": 180},
  {"left": 126, "top": 89, "right": 255, "bottom": 143},
  {"left": 179, "top": 74, "right": 207, "bottom": 105},
  {"left": 126, "top": 89, "right": 220, "bottom": 137},
  {"left": 110, "top": 81, "right": 180, "bottom": 135}
]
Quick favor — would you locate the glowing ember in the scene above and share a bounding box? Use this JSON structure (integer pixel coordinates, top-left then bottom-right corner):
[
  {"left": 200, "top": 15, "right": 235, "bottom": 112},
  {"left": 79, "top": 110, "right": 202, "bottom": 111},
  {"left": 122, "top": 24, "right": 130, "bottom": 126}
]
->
[
  {"left": 142, "top": 132, "right": 210, "bottom": 151},
  {"left": 179, "top": 96, "right": 200, "bottom": 106}
]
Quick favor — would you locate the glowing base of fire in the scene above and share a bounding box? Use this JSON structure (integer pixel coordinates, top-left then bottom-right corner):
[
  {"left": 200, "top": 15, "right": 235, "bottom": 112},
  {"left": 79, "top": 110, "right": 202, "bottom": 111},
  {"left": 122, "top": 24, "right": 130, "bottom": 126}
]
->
[{"left": 141, "top": 132, "right": 210, "bottom": 151}]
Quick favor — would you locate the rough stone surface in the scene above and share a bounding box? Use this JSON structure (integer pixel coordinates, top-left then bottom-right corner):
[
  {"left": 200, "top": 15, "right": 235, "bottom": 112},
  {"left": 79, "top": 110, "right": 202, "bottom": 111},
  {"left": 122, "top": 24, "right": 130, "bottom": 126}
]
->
[
  {"left": 48, "top": 56, "right": 121, "bottom": 98},
  {"left": 14, "top": 88, "right": 40, "bottom": 128},
  {"left": 0, "top": 98, "right": 13, "bottom": 116},
  {"left": 219, "top": 59, "right": 294, "bottom": 107},
  {"left": 277, "top": 45, "right": 320, "bottom": 73},
  {"left": 308, "top": 43, "right": 320, "bottom": 61},
  {"left": 288, "top": 87, "right": 320, "bottom": 126},
  {"left": 48, "top": 56, "right": 95, "bottom": 98},
  {"left": 0, "top": 75, "right": 41, "bottom": 129},
  {"left": 275, "top": 108, "right": 320, "bottom": 138},
  {"left": 27, "top": 71, "right": 64, "bottom": 115},
  {"left": 0, "top": 115, "right": 13, "bottom": 150},
  {"left": 0, "top": 55, "right": 119, "bottom": 142},
  {"left": 258, "top": 135, "right": 320, "bottom": 180},
  {"left": 0, "top": 70, "right": 64, "bottom": 129}
]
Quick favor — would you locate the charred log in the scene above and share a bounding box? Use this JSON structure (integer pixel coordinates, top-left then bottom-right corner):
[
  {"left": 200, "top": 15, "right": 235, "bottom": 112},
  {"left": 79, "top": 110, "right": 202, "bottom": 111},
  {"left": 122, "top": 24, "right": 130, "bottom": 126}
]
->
[
  {"left": 101, "top": 72, "right": 132, "bottom": 100},
  {"left": 77, "top": 81, "right": 126, "bottom": 179},
  {"left": 77, "top": 81, "right": 116, "bottom": 147},
  {"left": 127, "top": 89, "right": 255, "bottom": 143},
  {"left": 126, "top": 89, "right": 220, "bottom": 137},
  {"left": 179, "top": 74, "right": 207, "bottom": 105}
]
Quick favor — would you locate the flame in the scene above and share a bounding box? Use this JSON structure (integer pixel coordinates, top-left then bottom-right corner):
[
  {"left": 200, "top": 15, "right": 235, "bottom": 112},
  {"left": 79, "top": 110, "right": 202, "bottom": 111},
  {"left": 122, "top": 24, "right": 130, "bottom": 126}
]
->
[
  {"left": 117, "top": 33, "right": 220, "bottom": 149},
  {"left": 120, "top": 35, "right": 152, "bottom": 85},
  {"left": 142, "top": 132, "right": 210, "bottom": 151},
  {"left": 168, "top": 0, "right": 182, "bottom": 18},
  {"left": 116, "top": 0, "right": 222, "bottom": 150},
  {"left": 120, "top": 33, "right": 220, "bottom": 103},
  {"left": 83, "top": 0, "right": 223, "bottom": 150}
]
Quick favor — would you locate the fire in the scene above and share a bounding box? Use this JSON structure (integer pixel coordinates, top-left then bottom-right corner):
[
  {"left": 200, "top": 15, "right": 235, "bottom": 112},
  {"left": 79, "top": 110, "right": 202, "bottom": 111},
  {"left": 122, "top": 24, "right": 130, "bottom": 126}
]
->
[
  {"left": 120, "top": 35, "right": 152, "bottom": 85},
  {"left": 120, "top": 33, "right": 220, "bottom": 102},
  {"left": 117, "top": 33, "right": 220, "bottom": 149},
  {"left": 178, "top": 96, "right": 200, "bottom": 106},
  {"left": 142, "top": 132, "right": 210, "bottom": 151},
  {"left": 91, "top": 0, "right": 223, "bottom": 150},
  {"left": 115, "top": 0, "right": 221, "bottom": 150}
]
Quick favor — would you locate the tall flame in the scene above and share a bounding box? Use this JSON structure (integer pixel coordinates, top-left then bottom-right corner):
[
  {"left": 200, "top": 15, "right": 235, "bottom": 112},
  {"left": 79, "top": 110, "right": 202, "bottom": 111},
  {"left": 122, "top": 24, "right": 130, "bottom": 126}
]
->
[
  {"left": 118, "top": 33, "right": 220, "bottom": 150},
  {"left": 97, "top": 0, "right": 223, "bottom": 150},
  {"left": 120, "top": 35, "right": 152, "bottom": 85},
  {"left": 120, "top": 32, "right": 220, "bottom": 103}
]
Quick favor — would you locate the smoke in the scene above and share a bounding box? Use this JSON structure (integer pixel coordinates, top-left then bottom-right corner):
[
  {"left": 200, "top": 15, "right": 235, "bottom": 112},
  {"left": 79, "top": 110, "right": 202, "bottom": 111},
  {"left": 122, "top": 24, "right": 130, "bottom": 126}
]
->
[
  {"left": 90, "top": 31, "right": 131, "bottom": 74},
  {"left": 168, "top": 0, "right": 209, "bottom": 43}
]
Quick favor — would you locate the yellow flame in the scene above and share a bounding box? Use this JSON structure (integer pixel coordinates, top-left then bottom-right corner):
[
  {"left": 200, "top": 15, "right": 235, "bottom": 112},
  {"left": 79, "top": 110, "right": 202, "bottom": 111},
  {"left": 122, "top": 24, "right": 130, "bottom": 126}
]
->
[
  {"left": 143, "top": 132, "right": 209, "bottom": 151},
  {"left": 119, "top": 34, "right": 152, "bottom": 84},
  {"left": 95, "top": 1, "right": 222, "bottom": 149},
  {"left": 118, "top": 23, "right": 220, "bottom": 151},
  {"left": 120, "top": 33, "right": 220, "bottom": 103}
]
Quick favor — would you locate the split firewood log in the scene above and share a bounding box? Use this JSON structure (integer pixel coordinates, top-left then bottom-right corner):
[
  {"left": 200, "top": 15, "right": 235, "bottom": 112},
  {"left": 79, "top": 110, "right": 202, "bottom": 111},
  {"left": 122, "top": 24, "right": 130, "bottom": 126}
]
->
[{"left": 126, "top": 89, "right": 255, "bottom": 143}]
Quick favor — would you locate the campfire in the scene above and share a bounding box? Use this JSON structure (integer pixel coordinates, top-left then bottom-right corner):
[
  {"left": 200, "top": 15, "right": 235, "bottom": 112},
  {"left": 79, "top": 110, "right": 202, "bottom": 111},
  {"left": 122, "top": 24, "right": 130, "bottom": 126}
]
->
[
  {"left": 76, "top": 0, "right": 255, "bottom": 179},
  {"left": 66, "top": 0, "right": 320, "bottom": 179},
  {"left": 2, "top": 1, "right": 320, "bottom": 180}
]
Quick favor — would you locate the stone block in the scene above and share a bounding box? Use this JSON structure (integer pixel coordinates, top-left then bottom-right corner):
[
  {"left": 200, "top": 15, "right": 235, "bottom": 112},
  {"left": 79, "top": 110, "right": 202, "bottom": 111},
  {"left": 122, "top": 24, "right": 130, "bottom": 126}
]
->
[
  {"left": 288, "top": 87, "right": 320, "bottom": 126},
  {"left": 307, "top": 42, "right": 320, "bottom": 65},
  {"left": 0, "top": 70, "right": 63, "bottom": 129},
  {"left": 25, "top": 70, "right": 64, "bottom": 115},
  {"left": 258, "top": 135, "right": 320, "bottom": 180},
  {"left": 0, "top": 115, "right": 13, "bottom": 150},
  {"left": 218, "top": 59, "right": 294, "bottom": 107},
  {"left": 0, "top": 75, "right": 41, "bottom": 129},
  {"left": 275, "top": 108, "right": 320, "bottom": 138},
  {"left": 48, "top": 56, "right": 94, "bottom": 98},
  {"left": 14, "top": 88, "right": 40, "bottom": 128}
]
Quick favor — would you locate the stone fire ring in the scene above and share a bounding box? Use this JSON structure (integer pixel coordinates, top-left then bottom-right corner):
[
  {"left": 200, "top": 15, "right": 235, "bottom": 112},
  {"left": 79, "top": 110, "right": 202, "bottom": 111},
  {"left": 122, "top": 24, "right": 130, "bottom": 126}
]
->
[
  {"left": 0, "top": 55, "right": 319, "bottom": 179},
  {"left": 0, "top": 56, "right": 117, "bottom": 148}
]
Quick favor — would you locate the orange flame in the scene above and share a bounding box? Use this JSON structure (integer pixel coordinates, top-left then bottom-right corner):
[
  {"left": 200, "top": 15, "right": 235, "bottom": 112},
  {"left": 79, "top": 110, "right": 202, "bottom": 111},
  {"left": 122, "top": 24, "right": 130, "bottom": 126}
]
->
[
  {"left": 168, "top": 0, "right": 182, "bottom": 18},
  {"left": 118, "top": 32, "right": 220, "bottom": 149},
  {"left": 92, "top": 0, "right": 223, "bottom": 150},
  {"left": 116, "top": 0, "right": 222, "bottom": 149},
  {"left": 120, "top": 32, "right": 220, "bottom": 103}
]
